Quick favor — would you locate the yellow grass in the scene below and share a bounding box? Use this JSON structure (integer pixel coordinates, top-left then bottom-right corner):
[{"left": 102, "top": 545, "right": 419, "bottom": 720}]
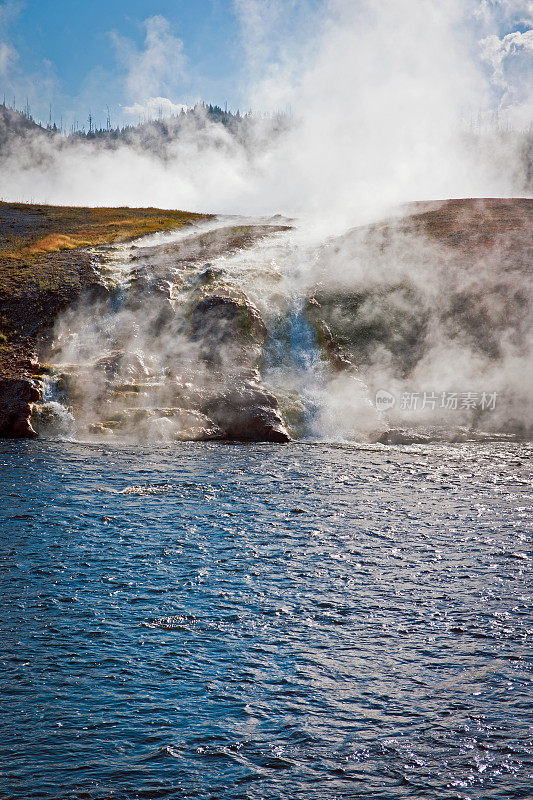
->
[
  {"left": 0, "top": 202, "right": 211, "bottom": 261},
  {"left": 0, "top": 202, "right": 213, "bottom": 375}
]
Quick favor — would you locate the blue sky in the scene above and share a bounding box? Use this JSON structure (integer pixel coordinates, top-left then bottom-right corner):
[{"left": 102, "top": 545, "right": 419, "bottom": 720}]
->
[
  {"left": 0, "top": 0, "right": 249, "bottom": 127},
  {"left": 0, "top": 0, "right": 531, "bottom": 131},
  {"left": 15, "top": 1, "right": 238, "bottom": 90}
]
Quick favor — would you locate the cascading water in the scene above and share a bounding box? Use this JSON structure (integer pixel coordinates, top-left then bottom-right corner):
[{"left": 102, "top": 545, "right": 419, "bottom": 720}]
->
[
  {"left": 37, "top": 219, "right": 382, "bottom": 443},
  {"left": 263, "top": 301, "right": 381, "bottom": 441},
  {"left": 31, "top": 373, "right": 76, "bottom": 439},
  {"left": 262, "top": 298, "right": 328, "bottom": 438},
  {"left": 198, "top": 226, "right": 382, "bottom": 441}
]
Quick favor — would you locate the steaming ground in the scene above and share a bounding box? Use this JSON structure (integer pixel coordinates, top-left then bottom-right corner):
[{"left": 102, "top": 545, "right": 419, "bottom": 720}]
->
[
  {"left": 0, "top": 0, "right": 532, "bottom": 222},
  {"left": 308, "top": 198, "right": 533, "bottom": 440},
  {"left": 32, "top": 198, "right": 533, "bottom": 444},
  {"left": 35, "top": 219, "right": 297, "bottom": 443}
]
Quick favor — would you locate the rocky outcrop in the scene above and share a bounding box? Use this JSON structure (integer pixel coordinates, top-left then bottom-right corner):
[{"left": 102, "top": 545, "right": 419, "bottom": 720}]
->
[
  {"left": 190, "top": 292, "right": 289, "bottom": 442},
  {"left": 202, "top": 378, "right": 290, "bottom": 443},
  {"left": 306, "top": 199, "right": 533, "bottom": 439},
  {"left": 190, "top": 293, "right": 267, "bottom": 368},
  {"left": 191, "top": 294, "right": 267, "bottom": 344},
  {"left": 8, "top": 225, "right": 293, "bottom": 443},
  {"left": 89, "top": 407, "right": 223, "bottom": 441},
  {"left": 0, "top": 201, "right": 211, "bottom": 440},
  {"left": 4, "top": 200, "right": 531, "bottom": 443},
  {"left": 0, "top": 378, "right": 40, "bottom": 438},
  {"left": 307, "top": 199, "right": 533, "bottom": 376},
  {"left": 93, "top": 350, "right": 150, "bottom": 380}
]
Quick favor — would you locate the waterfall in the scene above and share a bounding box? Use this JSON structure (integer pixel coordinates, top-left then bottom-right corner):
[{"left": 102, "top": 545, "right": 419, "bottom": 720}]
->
[
  {"left": 37, "top": 220, "right": 382, "bottom": 443},
  {"left": 263, "top": 297, "right": 380, "bottom": 441},
  {"left": 263, "top": 298, "right": 328, "bottom": 438},
  {"left": 32, "top": 374, "right": 76, "bottom": 439}
]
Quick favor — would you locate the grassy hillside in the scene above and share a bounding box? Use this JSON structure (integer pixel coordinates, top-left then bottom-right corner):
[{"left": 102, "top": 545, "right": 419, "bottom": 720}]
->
[{"left": 0, "top": 203, "right": 211, "bottom": 376}]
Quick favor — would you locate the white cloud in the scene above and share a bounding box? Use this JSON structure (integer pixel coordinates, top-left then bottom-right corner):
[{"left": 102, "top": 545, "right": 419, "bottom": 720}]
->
[
  {"left": 0, "top": 0, "right": 21, "bottom": 77},
  {"left": 110, "top": 15, "right": 188, "bottom": 104},
  {"left": 123, "top": 96, "right": 188, "bottom": 119},
  {"left": 480, "top": 26, "right": 533, "bottom": 126},
  {"left": 0, "top": 39, "right": 16, "bottom": 75},
  {"left": 481, "top": 28, "right": 533, "bottom": 84},
  {"left": 475, "top": 1, "right": 533, "bottom": 27}
]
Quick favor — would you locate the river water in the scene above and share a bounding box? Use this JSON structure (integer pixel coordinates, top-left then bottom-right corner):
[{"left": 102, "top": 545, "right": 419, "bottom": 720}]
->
[{"left": 1, "top": 439, "right": 531, "bottom": 799}]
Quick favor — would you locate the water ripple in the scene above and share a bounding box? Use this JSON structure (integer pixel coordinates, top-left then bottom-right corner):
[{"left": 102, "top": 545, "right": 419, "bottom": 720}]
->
[{"left": 0, "top": 440, "right": 531, "bottom": 799}]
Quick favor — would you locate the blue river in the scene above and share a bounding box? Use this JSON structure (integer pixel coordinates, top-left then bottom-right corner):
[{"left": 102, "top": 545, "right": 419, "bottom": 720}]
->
[{"left": 0, "top": 440, "right": 531, "bottom": 799}]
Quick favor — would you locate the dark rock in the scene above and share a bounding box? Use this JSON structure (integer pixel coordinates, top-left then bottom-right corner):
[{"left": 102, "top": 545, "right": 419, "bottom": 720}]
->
[
  {"left": 311, "top": 316, "right": 356, "bottom": 371},
  {"left": 203, "top": 379, "right": 290, "bottom": 443},
  {"left": 190, "top": 293, "right": 267, "bottom": 369},
  {"left": 0, "top": 378, "right": 41, "bottom": 438},
  {"left": 82, "top": 282, "right": 112, "bottom": 304},
  {"left": 191, "top": 294, "right": 267, "bottom": 344},
  {"left": 93, "top": 350, "right": 150, "bottom": 380},
  {"left": 126, "top": 272, "right": 174, "bottom": 308},
  {"left": 197, "top": 264, "right": 225, "bottom": 285},
  {"left": 150, "top": 302, "right": 175, "bottom": 335},
  {"left": 377, "top": 429, "right": 433, "bottom": 445}
]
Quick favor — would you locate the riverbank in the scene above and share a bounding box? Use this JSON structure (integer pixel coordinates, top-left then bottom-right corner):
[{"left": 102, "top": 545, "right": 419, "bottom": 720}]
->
[
  {"left": 0, "top": 203, "right": 211, "bottom": 378},
  {"left": 1, "top": 198, "right": 531, "bottom": 441},
  {"left": 0, "top": 203, "right": 292, "bottom": 439}
]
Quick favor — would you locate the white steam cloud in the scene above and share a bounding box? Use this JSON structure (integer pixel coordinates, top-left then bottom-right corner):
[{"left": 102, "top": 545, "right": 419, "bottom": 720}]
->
[
  {"left": 122, "top": 97, "right": 189, "bottom": 120},
  {"left": 2, "top": 0, "right": 532, "bottom": 442},
  {"left": 0, "top": 0, "right": 529, "bottom": 219},
  {"left": 110, "top": 15, "right": 188, "bottom": 107},
  {"left": 0, "top": 0, "right": 530, "bottom": 221}
]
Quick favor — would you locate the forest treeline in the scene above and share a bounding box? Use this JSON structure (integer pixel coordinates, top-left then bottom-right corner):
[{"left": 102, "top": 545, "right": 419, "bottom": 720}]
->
[
  {"left": 0, "top": 100, "right": 291, "bottom": 150},
  {"left": 0, "top": 97, "right": 531, "bottom": 193}
]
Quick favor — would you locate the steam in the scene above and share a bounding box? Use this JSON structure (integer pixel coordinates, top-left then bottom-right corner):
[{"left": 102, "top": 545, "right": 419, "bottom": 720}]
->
[
  {"left": 0, "top": 0, "right": 530, "bottom": 218},
  {"left": 110, "top": 15, "right": 188, "bottom": 106},
  {"left": 308, "top": 202, "right": 533, "bottom": 438},
  {"left": 123, "top": 97, "right": 189, "bottom": 120},
  {"left": 2, "top": 0, "right": 531, "bottom": 441}
]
